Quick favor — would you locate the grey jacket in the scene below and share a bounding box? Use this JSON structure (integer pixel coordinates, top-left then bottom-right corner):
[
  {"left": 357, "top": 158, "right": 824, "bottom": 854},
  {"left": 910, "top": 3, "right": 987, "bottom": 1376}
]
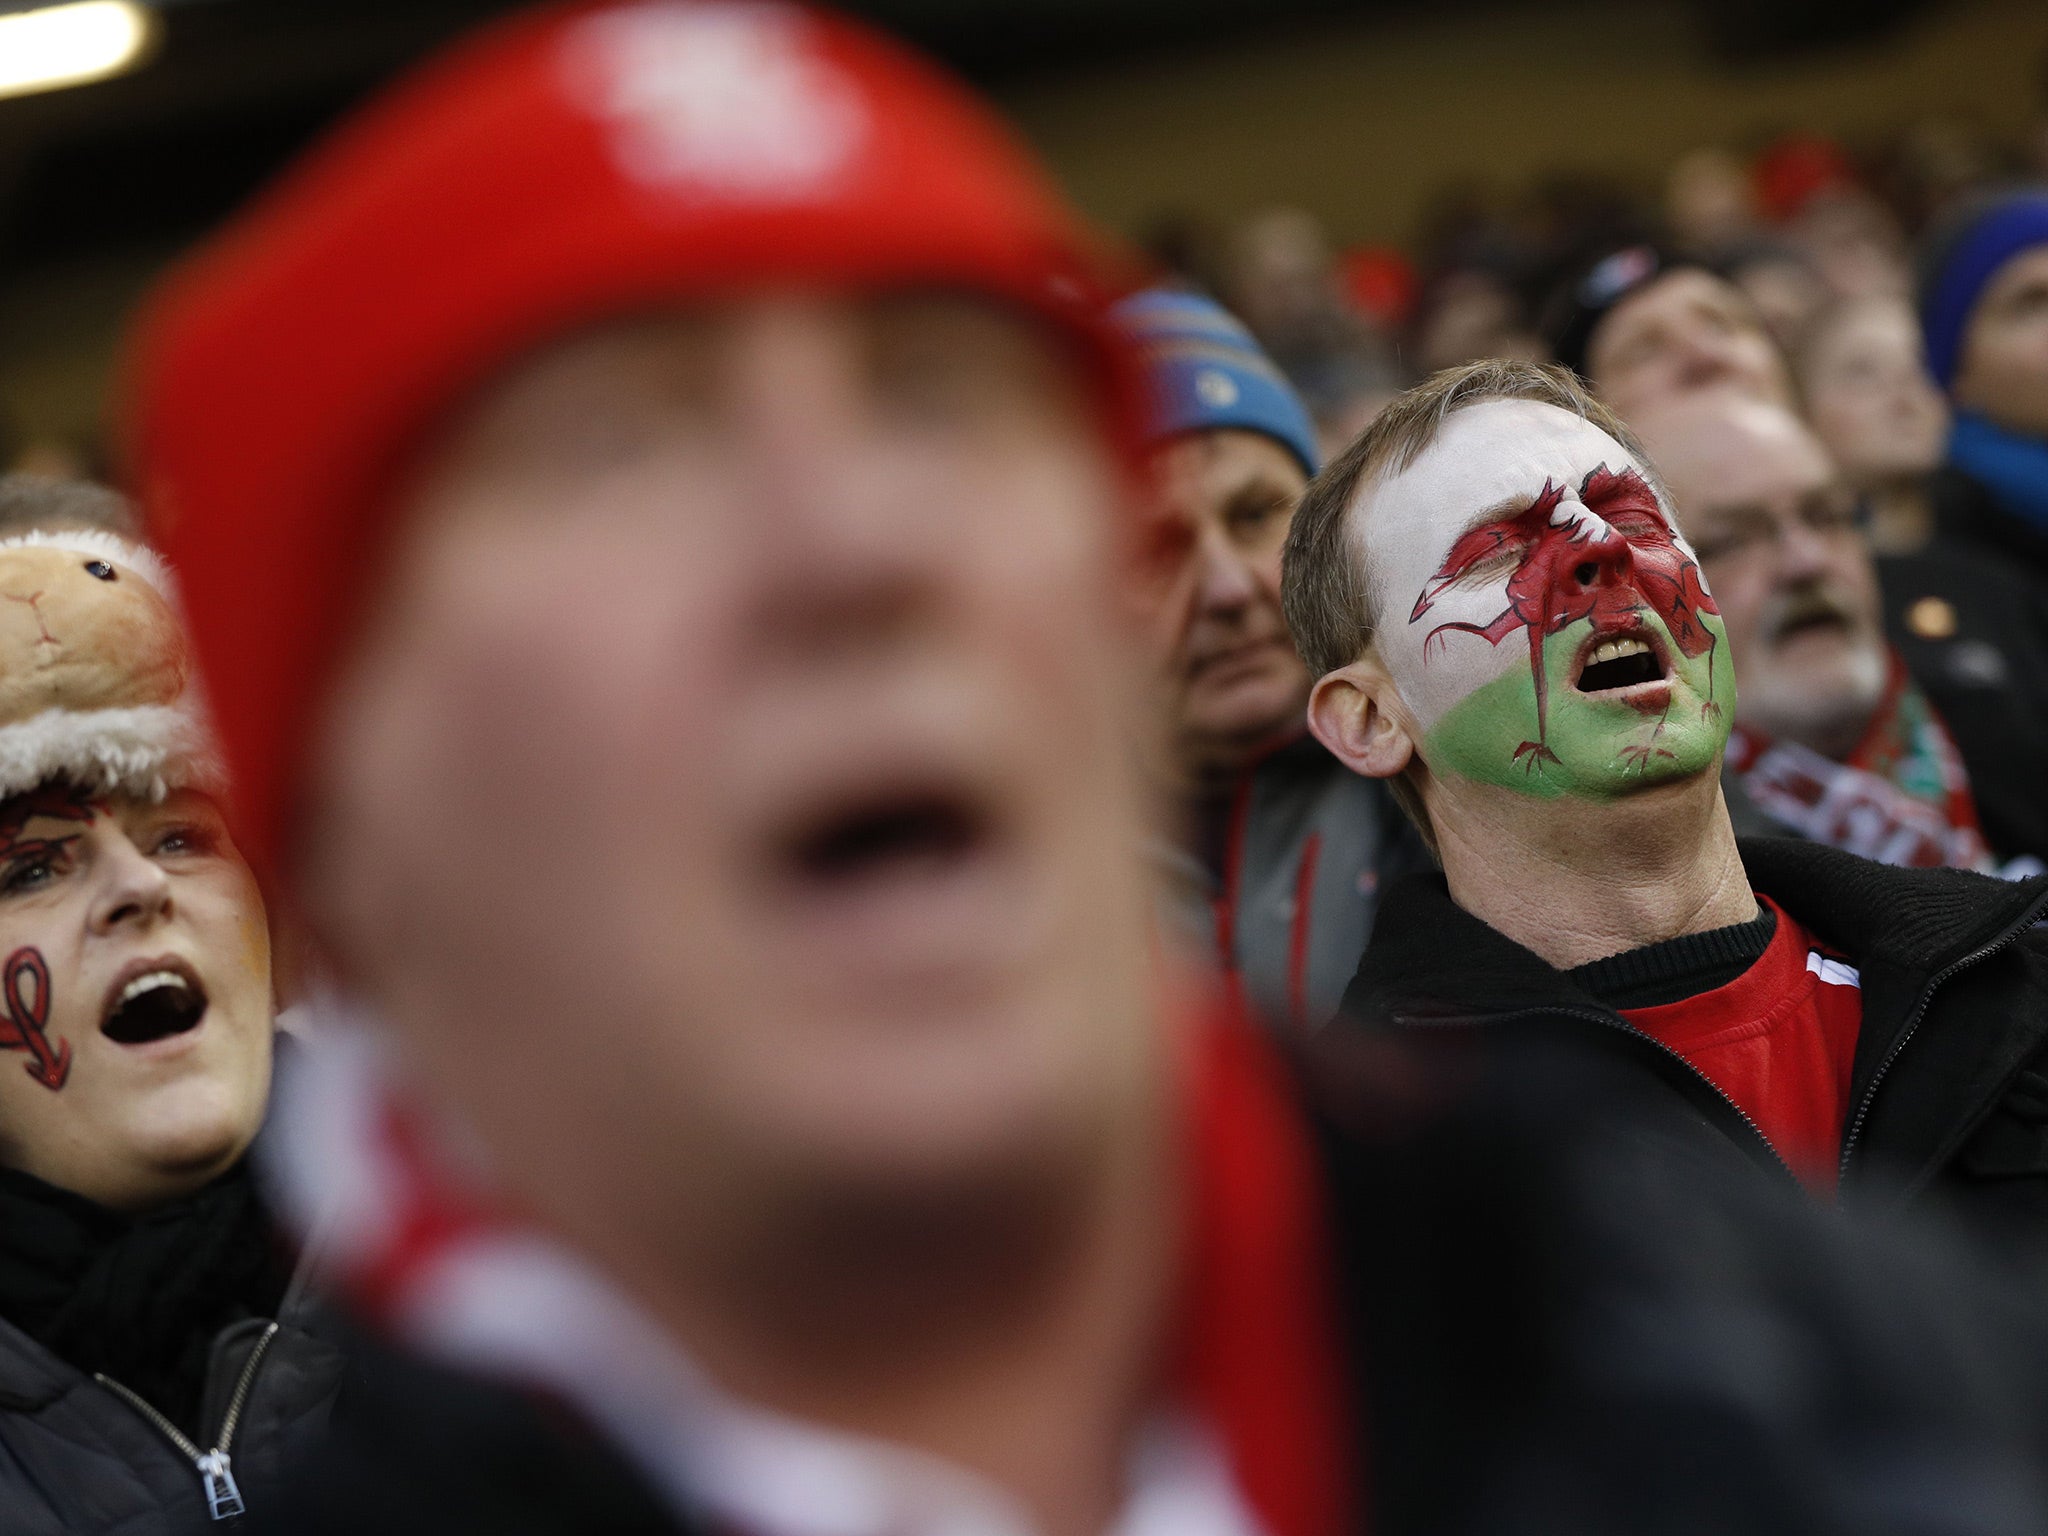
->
[
  {"left": 0, "top": 1269, "right": 343, "bottom": 1534},
  {"left": 1160, "top": 732, "right": 1432, "bottom": 1032}
]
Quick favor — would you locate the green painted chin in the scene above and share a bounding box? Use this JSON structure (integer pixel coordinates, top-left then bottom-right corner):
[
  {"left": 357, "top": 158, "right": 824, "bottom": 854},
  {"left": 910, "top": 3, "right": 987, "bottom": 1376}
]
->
[{"left": 1422, "top": 614, "right": 1733, "bottom": 800}]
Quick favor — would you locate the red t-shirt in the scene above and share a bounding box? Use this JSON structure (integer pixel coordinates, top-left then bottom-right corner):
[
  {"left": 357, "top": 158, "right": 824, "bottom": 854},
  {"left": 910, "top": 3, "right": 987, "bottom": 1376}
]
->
[{"left": 1620, "top": 898, "right": 1863, "bottom": 1193}]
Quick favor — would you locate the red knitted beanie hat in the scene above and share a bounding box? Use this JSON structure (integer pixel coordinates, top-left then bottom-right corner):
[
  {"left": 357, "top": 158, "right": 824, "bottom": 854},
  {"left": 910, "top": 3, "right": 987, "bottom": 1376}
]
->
[{"left": 122, "top": 0, "right": 1140, "bottom": 877}]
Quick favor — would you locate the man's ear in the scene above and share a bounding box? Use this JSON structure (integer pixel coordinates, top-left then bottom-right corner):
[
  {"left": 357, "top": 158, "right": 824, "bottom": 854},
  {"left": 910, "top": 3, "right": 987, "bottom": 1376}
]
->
[{"left": 1307, "top": 654, "right": 1416, "bottom": 781}]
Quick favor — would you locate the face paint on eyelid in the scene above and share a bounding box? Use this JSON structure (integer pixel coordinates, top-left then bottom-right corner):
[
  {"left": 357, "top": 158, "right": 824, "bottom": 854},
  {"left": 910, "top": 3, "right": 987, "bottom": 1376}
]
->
[
  {"left": 0, "top": 948, "right": 68, "bottom": 1091},
  {"left": 0, "top": 783, "right": 104, "bottom": 865},
  {"left": 1409, "top": 463, "right": 1720, "bottom": 736}
]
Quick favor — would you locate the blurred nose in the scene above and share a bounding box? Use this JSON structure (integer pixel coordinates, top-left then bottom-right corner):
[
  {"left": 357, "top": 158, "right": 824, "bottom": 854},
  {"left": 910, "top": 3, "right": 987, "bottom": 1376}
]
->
[
  {"left": 1194, "top": 525, "right": 1259, "bottom": 617},
  {"left": 732, "top": 303, "right": 937, "bottom": 657},
  {"left": 1676, "top": 329, "right": 1736, "bottom": 386},
  {"left": 1774, "top": 516, "right": 1838, "bottom": 584},
  {"left": 89, "top": 833, "right": 172, "bottom": 937}
]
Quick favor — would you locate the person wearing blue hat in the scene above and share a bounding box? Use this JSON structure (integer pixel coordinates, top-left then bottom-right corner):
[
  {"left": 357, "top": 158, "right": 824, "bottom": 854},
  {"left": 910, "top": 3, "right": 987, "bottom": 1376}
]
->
[
  {"left": 1920, "top": 188, "right": 2048, "bottom": 590},
  {"left": 1119, "top": 287, "right": 1427, "bottom": 1031}
]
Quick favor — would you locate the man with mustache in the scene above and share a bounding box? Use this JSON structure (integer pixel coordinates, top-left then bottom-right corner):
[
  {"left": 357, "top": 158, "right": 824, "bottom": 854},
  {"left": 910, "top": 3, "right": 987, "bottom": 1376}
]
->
[
  {"left": 1290, "top": 358, "right": 2048, "bottom": 1236},
  {"left": 1633, "top": 391, "right": 2048, "bottom": 871}
]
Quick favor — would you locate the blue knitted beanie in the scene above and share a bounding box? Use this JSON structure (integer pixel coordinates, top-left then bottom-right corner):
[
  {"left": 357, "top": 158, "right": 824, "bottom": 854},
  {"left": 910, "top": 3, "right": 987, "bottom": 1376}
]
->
[
  {"left": 1114, "top": 288, "right": 1321, "bottom": 476},
  {"left": 1919, "top": 189, "right": 2048, "bottom": 391}
]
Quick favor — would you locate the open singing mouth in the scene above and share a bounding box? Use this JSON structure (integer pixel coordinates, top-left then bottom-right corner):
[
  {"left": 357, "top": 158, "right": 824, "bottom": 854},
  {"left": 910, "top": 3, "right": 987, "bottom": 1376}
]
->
[
  {"left": 1573, "top": 627, "right": 1670, "bottom": 694},
  {"left": 100, "top": 956, "right": 209, "bottom": 1046}
]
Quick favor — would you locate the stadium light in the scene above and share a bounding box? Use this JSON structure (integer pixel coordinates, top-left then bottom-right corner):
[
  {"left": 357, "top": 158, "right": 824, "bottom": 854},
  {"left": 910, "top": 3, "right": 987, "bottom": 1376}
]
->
[{"left": 0, "top": 2, "right": 159, "bottom": 103}]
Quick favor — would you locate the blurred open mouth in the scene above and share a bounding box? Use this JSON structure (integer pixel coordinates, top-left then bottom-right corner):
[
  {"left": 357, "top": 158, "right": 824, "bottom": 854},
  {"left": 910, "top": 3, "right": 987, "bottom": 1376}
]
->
[
  {"left": 784, "top": 789, "right": 993, "bottom": 890},
  {"left": 100, "top": 956, "right": 208, "bottom": 1047},
  {"left": 1573, "top": 625, "right": 1671, "bottom": 699},
  {"left": 765, "top": 771, "right": 1026, "bottom": 980}
]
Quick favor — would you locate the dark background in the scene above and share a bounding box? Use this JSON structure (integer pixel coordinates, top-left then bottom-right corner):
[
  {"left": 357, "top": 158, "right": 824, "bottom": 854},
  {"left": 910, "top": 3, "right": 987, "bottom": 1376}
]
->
[{"left": 0, "top": 0, "right": 1949, "bottom": 276}]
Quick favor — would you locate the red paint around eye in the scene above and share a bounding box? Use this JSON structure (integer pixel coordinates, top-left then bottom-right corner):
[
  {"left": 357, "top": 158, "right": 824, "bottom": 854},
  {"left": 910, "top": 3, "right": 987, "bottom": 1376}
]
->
[
  {"left": 1408, "top": 464, "right": 1721, "bottom": 771},
  {"left": 0, "top": 783, "right": 102, "bottom": 859}
]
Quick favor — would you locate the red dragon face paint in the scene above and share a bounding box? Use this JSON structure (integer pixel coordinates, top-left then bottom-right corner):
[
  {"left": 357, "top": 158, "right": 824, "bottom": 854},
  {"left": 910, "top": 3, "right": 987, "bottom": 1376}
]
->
[{"left": 1356, "top": 399, "right": 1732, "bottom": 798}]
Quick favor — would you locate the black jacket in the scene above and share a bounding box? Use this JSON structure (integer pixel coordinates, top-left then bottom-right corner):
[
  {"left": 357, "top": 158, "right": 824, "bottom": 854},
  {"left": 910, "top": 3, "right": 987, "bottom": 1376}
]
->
[
  {"left": 0, "top": 1150, "right": 346, "bottom": 1534},
  {"left": 0, "top": 1264, "right": 343, "bottom": 1534},
  {"left": 1340, "top": 836, "right": 2048, "bottom": 1250},
  {"left": 229, "top": 1003, "right": 2048, "bottom": 1536},
  {"left": 1928, "top": 461, "right": 2048, "bottom": 593},
  {"left": 1878, "top": 533, "right": 2048, "bottom": 865}
]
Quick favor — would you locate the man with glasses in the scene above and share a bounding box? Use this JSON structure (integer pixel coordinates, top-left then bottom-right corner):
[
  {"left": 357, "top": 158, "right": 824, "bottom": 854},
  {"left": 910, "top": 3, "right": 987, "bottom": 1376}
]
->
[{"left": 1634, "top": 391, "right": 2048, "bottom": 870}]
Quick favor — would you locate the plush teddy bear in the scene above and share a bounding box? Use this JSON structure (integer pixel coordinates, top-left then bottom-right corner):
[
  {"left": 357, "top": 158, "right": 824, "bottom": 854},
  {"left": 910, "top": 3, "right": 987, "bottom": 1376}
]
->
[{"left": 0, "top": 532, "right": 219, "bottom": 803}]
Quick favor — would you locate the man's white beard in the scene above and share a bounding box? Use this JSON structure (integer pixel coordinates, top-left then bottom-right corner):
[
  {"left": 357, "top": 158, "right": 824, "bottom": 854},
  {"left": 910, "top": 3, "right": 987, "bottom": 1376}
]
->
[{"left": 1744, "top": 640, "right": 1888, "bottom": 759}]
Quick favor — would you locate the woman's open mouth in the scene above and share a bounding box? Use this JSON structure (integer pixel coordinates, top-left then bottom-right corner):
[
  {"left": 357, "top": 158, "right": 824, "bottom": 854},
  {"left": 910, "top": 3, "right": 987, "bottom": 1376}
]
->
[{"left": 100, "top": 957, "right": 209, "bottom": 1046}]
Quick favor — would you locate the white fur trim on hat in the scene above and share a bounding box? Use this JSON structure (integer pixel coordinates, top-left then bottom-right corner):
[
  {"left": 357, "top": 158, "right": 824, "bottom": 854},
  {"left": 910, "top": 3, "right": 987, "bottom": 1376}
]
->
[{"left": 0, "top": 702, "right": 225, "bottom": 806}]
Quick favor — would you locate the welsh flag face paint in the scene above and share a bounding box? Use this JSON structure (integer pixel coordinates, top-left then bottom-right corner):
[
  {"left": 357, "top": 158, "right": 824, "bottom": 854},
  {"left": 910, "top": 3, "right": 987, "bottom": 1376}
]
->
[{"left": 1357, "top": 400, "right": 1731, "bottom": 799}]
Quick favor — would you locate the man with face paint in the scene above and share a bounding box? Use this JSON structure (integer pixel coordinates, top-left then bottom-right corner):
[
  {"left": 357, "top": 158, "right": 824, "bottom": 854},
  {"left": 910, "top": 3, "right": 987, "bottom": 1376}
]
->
[
  {"left": 1290, "top": 358, "right": 2048, "bottom": 1225},
  {"left": 118, "top": 5, "right": 2048, "bottom": 1533},
  {"left": 1122, "top": 288, "right": 1427, "bottom": 1029},
  {"left": 0, "top": 516, "right": 341, "bottom": 1533}
]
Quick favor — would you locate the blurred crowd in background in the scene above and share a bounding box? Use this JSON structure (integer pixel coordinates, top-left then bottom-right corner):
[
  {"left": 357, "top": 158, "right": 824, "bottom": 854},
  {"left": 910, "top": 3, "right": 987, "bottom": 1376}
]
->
[
  {"left": 11, "top": 4, "right": 2048, "bottom": 1534},
  {"left": 1144, "top": 96, "right": 2048, "bottom": 468}
]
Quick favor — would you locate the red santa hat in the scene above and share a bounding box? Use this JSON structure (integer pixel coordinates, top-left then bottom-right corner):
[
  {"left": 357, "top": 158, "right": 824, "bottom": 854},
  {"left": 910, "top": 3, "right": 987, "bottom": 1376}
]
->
[{"left": 121, "top": 0, "right": 1141, "bottom": 880}]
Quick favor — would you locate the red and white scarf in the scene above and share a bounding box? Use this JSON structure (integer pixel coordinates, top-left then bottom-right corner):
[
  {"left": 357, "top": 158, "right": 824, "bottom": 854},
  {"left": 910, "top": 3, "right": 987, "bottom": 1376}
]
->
[
  {"left": 1726, "top": 652, "right": 1993, "bottom": 873},
  {"left": 263, "top": 994, "right": 1354, "bottom": 1536}
]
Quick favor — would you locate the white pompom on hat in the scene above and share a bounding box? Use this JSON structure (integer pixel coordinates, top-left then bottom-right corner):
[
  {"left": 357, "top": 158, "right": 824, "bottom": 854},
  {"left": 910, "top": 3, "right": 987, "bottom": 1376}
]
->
[{"left": 0, "top": 530, "right": 222, "bottom": 806}]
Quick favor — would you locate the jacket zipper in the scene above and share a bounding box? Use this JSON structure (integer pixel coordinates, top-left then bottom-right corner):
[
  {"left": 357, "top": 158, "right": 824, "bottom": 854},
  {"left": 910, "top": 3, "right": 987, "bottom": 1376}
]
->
[
  {"left": 1837, "top": 912, "right": 2048, "bottom": 1187},
  {"left": 1403, "top": 1003, "right": 1800, "bottom": 1183},
  {"left": 94, "top": 1320, "right": 280, "bottom": 1521}
]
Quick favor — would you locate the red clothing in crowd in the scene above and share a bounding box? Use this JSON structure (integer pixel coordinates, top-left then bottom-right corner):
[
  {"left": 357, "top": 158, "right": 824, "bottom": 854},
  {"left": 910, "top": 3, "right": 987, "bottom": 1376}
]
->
[{"left": 1621, "top": 898, "right": 1863, "bottom": 1192}]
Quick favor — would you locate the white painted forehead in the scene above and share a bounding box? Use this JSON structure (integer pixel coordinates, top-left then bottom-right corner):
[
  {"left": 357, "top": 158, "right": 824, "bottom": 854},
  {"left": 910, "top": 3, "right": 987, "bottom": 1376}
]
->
[
  {"left": 1371, "top": 399, "right": 1645, "bottom": 514},
  {"left": 1351, "top": 397, "right": 1654, "bottom": 615}
]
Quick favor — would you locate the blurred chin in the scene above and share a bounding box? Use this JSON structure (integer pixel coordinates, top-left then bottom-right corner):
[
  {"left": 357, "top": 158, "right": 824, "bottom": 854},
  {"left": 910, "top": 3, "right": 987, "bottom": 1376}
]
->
[
  {"left": 730, "top": 1000, "right": 1121, "bottom": 1198},
  {"left": 1745, "top": 644, "right": 1887, "bottom": 743},
  {"left": 1183, "top": 666, "right": 1308, "bottom": 755},
  {"left": 126, "top": 1080, "right": 260, "bottom": 1180}
]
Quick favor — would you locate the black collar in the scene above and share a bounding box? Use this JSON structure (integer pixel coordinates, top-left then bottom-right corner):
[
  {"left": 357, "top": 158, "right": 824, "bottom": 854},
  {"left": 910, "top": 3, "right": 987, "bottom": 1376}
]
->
[{"left": 1344, "top": 836, "right": 2048, "bottom": 1029}]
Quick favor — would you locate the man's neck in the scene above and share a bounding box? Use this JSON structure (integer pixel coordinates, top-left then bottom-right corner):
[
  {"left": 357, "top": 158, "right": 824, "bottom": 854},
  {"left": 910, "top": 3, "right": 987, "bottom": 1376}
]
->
[
  {"left": 1432, "top": 775, "right": 1757, "bottom": 971},
  {"left": 639, "top": 1080, "right": 1177, "bottom": 1536}
]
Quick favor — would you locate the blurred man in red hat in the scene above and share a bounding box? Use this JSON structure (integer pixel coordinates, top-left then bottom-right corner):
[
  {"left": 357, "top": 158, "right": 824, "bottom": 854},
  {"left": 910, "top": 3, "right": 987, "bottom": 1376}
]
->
[{"left": 123, "top": 4, "right": 2048, "bottom": 1533}]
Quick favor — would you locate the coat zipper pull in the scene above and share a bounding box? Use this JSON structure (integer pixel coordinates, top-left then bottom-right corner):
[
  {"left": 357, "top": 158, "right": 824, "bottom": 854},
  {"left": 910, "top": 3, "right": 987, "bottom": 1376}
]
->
[{"left": 196, "top": 1448, "right": 245, "bottom": 1521}]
